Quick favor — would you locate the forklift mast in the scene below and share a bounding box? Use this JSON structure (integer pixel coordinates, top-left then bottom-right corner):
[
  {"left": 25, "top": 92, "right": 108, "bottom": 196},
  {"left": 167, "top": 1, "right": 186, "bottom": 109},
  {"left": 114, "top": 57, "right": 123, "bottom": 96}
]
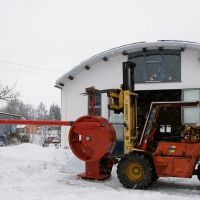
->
[
  {"left": 122, "top": 61, "right": 135, "bottom": 91},
  {"left": 108, "top": 61, "right": 138, "bottom": 154}
]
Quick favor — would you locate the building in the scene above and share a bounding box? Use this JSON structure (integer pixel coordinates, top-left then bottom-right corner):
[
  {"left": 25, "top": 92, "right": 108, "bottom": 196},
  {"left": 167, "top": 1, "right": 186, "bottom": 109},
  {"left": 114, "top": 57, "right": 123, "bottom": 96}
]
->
[
  {"left": 55, "top": 40, "right": 200, "bottom": 147},
  {"left": 0, "top": 112, "right": 21, "bottom": 136},
  {"left": 17, "top": 125, "right": 38, "bottom": 135}
]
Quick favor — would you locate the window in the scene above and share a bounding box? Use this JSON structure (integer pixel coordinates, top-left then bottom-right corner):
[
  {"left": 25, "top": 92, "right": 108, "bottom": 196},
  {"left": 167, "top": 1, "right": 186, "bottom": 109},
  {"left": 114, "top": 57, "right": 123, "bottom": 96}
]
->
[
  {"left": 163, "top": 54, "right": 181, "bottom": 82},
  {"left": 88, "top": 93, "right": 101, "bottom": 116},
  {"left": 146, "top": 54, "right": 162, "bottom": 82},
  {"left": 109, "top": 110, "right": 124, "bottom": 140},
  {"left": 128, "top": 50, "right": 181, "bottom": 83},
  {"left": 160, "top": 125, "right": 171, "bottom": 133},
  {"left": 183, "top": 89, "right": 200, "bottom": 124}
]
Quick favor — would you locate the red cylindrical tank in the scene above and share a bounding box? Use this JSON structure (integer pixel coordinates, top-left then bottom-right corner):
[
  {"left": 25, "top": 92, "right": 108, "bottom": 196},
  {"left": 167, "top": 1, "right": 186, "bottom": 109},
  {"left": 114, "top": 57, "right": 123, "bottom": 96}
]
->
[{"left": 69, "top": 115, "right": 116, "bottom": 162}]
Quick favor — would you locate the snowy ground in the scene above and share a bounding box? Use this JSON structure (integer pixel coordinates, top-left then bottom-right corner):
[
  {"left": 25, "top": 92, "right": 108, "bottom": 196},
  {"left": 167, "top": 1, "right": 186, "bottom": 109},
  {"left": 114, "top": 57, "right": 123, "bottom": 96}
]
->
[{"left": 0, "top": 144, "right": 200, "bottom": 200}]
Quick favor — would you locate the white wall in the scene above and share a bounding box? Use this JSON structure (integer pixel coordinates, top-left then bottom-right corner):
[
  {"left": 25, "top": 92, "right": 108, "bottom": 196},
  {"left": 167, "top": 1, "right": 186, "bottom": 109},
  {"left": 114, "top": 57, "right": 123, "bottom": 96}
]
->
[
  {"left": 181, "top": 49, "right": 200, "bottom": 89},
  {"left": 61, "top": 54, "right": 127, "bottom": 147},
  {"left": 61, "top": 48, "right": 200, "bottom": 147}
]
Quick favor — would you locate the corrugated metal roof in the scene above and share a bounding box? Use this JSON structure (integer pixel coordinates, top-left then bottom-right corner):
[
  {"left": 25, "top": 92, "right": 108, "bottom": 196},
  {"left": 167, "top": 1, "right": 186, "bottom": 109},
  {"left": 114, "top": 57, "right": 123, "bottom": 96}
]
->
[
  {"left": 55, "top": 40, "right": 200, "bottom": 87},
  {"left": 0, "top": 112, "right": 21, "bottom": 118}
]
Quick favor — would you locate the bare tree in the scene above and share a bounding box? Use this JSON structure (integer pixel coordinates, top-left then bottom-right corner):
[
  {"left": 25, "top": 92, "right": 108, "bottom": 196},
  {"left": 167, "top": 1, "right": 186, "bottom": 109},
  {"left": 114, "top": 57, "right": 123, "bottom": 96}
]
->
[
  {"left": 0, "top": 99, "right": 35, "bottom": 119},
  {"left": 0, "top": 82, "right": 19, "bottom": 102}
]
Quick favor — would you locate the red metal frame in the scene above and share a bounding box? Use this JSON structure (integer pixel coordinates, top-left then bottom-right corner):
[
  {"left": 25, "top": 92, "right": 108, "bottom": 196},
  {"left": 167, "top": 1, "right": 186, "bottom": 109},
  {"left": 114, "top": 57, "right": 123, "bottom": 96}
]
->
[
  {"left": 154, "top": 142, "right": 200, "bottom": 178},
  {"left": 0, "top": 119, "right": 73, "bottom": 126}
]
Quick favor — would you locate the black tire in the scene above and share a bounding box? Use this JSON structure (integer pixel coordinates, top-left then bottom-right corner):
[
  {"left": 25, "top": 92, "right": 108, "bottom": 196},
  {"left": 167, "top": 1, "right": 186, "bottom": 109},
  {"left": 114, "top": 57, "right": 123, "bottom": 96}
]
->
[
  {"left": 117, "top": 153, "right": 152, "bottom": 189},
  {"left": 151, "top": 166, "right": 159, "bottom": 182},
  {"left": 197, "top": 174, "right": 200, "bottom": 181},
  {"left": 197, "top": 165, "right": 200, "bottom": 181},
  {"left": 100, "top": 158, "right": 113, "bottom": 175}
]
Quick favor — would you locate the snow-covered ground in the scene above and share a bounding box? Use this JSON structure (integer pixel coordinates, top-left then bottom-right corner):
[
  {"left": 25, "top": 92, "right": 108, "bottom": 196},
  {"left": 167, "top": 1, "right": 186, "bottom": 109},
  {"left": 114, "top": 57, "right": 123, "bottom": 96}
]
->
[{"left": 0, "top": 144, "right": 199, "bottom": 200}]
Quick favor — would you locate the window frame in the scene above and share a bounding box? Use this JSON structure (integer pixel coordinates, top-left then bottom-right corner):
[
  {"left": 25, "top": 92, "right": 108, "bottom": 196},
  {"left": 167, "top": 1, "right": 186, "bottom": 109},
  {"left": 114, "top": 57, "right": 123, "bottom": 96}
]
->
[
  {"left": 88, "top": 93, "right": 102, "bottom": 116},
  {"left": 182, "top": 88, "right": 200, "bottom": 124},
  {"left": 128, "top": 49, "right": 181, "bottom": 84},
  {"left": 108, "top": 109, "right": 124, "bottom": 140}
]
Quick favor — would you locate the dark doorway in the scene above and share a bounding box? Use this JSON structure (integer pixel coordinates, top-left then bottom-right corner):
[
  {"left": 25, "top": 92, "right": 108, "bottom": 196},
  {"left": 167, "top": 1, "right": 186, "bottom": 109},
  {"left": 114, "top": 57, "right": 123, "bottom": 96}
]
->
[{"left": 136, "top": 89, "right": 182, "bottom": 132}]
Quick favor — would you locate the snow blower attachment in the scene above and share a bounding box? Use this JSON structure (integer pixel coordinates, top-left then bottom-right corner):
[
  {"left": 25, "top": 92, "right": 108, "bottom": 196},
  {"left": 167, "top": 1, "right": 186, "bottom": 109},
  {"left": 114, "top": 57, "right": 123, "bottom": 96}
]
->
[{"left": 69, "top": 115, "right": 116, "bottom": 180}]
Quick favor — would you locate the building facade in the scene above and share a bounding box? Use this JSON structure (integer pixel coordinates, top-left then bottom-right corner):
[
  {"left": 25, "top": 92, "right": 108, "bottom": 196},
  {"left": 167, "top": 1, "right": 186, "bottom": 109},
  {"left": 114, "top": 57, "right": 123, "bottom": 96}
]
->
[
  {"left": 0, "top": 112, "right": 21, "bottom": 136},
  {"left": 55, "top": 41, "right": 200, "bottom": 147}
]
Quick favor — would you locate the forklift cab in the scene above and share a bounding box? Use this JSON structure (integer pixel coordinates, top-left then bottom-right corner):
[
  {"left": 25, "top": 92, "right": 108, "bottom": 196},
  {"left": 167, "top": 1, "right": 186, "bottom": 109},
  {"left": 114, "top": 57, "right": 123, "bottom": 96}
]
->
[{"left": 140, "top": 101, "right": 200, "bottom": 152}]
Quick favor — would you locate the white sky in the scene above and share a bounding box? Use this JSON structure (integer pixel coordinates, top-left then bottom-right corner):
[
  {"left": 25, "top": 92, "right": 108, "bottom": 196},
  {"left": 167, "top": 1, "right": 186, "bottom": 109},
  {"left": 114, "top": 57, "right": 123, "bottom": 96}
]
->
[{"left": 0, "top": 0, "right": 200, "bottom": 108}]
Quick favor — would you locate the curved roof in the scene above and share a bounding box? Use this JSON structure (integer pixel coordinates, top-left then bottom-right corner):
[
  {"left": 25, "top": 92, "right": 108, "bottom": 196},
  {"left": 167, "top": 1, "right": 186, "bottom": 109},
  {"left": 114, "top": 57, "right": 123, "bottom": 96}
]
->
[{"left": 55, "top": 40, "right": 200, "bottom": 87}]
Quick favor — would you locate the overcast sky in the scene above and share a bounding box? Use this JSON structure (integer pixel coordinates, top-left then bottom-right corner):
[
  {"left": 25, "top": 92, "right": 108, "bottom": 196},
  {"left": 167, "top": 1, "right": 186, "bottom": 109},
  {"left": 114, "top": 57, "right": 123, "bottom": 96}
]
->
[{"left": 0, "top": 0, "right": 200, "bottom": 108}]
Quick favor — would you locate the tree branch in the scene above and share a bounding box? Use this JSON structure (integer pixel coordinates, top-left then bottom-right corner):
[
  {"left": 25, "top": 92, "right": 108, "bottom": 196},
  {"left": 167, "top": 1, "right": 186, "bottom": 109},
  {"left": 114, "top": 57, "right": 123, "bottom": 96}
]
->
[{"left": 0, "top": 82, "right": 20, "bottom": 102}]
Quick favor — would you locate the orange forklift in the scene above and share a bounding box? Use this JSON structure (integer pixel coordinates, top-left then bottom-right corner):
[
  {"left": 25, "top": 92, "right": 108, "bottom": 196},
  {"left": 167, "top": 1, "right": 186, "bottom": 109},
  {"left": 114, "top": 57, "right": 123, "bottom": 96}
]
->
[{"left": 107, "top": 61, "right": 200, "bottom": 189}]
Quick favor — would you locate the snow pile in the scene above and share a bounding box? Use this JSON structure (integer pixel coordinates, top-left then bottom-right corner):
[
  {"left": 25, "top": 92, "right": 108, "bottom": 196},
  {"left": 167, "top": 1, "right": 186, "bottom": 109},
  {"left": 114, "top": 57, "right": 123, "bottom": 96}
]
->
[{"left": 0, "top": 144, "right": 199, "bottom": 200}]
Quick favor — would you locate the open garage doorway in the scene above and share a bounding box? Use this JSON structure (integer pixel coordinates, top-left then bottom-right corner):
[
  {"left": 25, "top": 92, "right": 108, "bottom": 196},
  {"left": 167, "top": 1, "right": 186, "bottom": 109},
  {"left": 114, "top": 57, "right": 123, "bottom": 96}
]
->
[{"left": 136, "top": 89, "right": 182, "bottom": 133}]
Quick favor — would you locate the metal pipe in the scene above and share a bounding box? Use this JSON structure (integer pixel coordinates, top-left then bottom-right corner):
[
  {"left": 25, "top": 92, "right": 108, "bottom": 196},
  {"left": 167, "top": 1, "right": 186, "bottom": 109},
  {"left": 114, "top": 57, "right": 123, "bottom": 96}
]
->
[{"left": 0, "top": 119, "right": 73, "bottom": 126}]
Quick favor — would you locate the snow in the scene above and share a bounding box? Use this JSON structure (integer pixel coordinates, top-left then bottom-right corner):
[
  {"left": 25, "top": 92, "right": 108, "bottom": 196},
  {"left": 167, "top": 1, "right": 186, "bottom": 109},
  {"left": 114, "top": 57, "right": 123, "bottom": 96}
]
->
[{"left": 0, "top": 144, "right": 200, "bottom": 200}]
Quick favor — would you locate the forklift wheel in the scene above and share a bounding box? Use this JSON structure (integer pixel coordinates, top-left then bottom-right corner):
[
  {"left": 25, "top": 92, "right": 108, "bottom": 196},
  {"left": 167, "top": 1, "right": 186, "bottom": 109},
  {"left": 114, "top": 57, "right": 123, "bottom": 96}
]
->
[
  {"left": 197, "top": 174, "right": 200, "bottom": 181},
  {"left": 197, "top": 165, "right": 200, "bottom": 181},
  {"left": 117, "top": 153, "right": 152, "bottom": 189},
  {"left": 151, "top": 167, "right": 159, "bottom": 183}
]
